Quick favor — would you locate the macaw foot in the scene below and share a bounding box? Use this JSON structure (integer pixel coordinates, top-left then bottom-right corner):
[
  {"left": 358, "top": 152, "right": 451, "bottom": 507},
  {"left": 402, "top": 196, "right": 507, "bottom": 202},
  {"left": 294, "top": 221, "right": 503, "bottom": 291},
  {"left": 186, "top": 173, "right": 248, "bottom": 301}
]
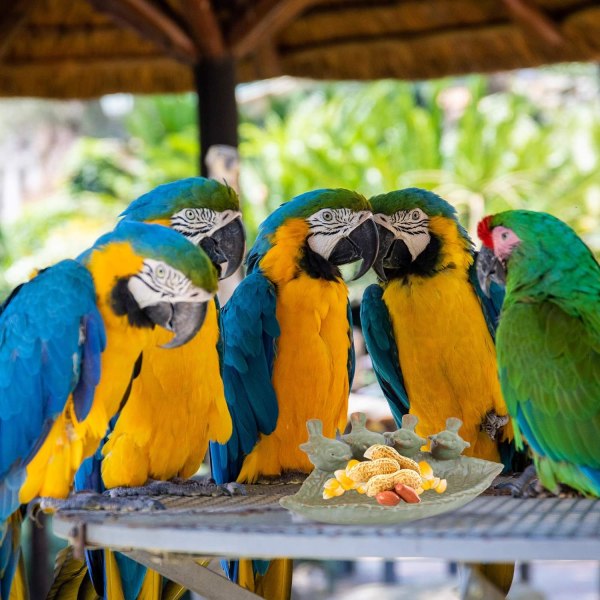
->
[
  {"left": 256, "top": 471, "right": 307, "bottom": 485},
  {"left": 106, "top": 477, "right": 246, "bottom": 498},
  {"left": 480, "top": 410, "right": 510, "bottom": 441},
  {"left": 26, "top": 491, "right": 164, "bottom": 522},
  {"left": 495, "top": 464, "right": 541, "bottom": 497}
]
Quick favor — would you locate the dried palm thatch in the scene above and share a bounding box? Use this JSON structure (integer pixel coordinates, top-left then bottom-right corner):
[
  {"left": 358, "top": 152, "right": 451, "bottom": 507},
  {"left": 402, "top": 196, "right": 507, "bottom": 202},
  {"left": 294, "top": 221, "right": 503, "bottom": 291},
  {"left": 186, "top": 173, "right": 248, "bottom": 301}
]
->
[{"left": 0, "top": 0, "right": 598, "bottom": 99}]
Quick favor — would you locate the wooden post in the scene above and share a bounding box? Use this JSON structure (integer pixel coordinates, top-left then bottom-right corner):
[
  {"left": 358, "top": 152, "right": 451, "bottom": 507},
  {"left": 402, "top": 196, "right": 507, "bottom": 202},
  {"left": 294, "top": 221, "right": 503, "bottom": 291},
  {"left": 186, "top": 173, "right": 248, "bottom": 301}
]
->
[{"left": 195, "top": 56, "right": 239, "bottom": 178}]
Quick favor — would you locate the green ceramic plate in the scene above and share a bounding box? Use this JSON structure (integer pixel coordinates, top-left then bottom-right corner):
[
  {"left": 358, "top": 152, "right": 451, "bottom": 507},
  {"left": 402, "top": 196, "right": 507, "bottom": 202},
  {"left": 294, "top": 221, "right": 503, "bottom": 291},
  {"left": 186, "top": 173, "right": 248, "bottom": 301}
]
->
[{"left": 280, "top": 455, "right": 503, "bottom": 525}]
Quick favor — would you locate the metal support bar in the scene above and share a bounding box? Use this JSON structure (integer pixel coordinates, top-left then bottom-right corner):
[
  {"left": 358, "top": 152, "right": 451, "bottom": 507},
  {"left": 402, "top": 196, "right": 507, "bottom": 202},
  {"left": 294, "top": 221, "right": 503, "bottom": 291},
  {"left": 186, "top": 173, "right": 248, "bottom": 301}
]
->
[
  {"left": 123, "top": 550, "right": 261, "bottom": 600},
  {"left": 459, "top": 564, "right": 506, "bottom": 600}
]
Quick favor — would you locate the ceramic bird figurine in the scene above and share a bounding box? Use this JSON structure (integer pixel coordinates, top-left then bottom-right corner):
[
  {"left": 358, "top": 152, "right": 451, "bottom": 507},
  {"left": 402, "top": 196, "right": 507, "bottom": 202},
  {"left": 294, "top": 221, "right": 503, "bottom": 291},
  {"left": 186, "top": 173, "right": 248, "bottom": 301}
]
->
[
  {"left": 384, "top": 414, "right": 428, "bottom": 458},
  {"left": 429, "top": 417, "right": 471, "bottom": 460},
  {"left": 341, "top": 413, "right": 386, "bottom": 460},
  {"left": 300, "top": 420, "right": 353, "bottom": 472}
]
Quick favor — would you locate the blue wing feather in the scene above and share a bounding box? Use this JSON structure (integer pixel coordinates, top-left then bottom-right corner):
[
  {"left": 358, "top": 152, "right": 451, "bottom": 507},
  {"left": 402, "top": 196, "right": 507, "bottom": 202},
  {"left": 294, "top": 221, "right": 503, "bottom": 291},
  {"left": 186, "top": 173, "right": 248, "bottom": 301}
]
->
[
  {"left": 0, "top": 260, "right": 104, "bottom": 599},
  {"left": 346, "top": 301, "right": 356, "bottom": 389},
  {"left": 361, "top": 284, "right": 409, "bottom": 425},
  {"left": 0, "top": 260, "right": 105, "bottom": 522},
  {"left": 210, "top": 272, "right": 280, "bottom": 484},
  {"left": 468, "top": 255, "right": 505, "bottom": 339}
]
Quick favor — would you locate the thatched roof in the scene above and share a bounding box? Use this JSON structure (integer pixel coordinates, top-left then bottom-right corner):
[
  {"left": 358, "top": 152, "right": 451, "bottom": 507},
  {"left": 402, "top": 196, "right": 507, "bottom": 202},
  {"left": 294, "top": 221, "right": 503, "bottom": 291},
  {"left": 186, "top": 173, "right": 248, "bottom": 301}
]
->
[{"left": 1, "top": 0, "right": 599, "bottom": 99}]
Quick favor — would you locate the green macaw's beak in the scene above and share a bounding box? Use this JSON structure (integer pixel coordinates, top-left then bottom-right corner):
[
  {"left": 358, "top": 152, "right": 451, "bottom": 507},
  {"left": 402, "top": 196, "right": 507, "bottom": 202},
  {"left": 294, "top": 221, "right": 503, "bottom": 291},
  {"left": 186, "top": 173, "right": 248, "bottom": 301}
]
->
[
  {"left": 200, "top": 217, "right": 245, "bottom": 279},
  {"left": 329, "top": 218, "right": 379, "bottom": 281},
  {"left": 372, "top": 225, "right": 412, "bottom": 282},
  {"left": 476, "top": 245, "right": 506, "bottom": 297},
  {"left": 145, "top": 301, "right": 208, "bottom": 348}
]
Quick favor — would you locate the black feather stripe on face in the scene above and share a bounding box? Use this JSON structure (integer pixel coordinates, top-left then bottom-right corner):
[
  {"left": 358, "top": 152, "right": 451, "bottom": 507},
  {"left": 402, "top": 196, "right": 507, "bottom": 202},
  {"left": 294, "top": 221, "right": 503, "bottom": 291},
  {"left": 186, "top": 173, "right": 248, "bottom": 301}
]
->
[
  {"left": 299, "top": 244, "right": 342, "bottom": 281},
  {"left": 110, "top": 277, "right": 154, "bottom": 328}
]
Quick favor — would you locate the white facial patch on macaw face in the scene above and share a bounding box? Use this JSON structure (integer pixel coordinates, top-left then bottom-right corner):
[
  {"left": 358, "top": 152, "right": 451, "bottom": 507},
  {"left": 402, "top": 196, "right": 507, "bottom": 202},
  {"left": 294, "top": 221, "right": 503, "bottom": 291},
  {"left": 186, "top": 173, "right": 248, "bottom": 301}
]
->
[
  {"left": 492, "top": 226, "right": 521, "bottom": 262},
  {"left": 373, "top": 208, "right": 430, "bottom": 261},
  {"left": 127, "top": 259, "right": 213, "bottom": 309},
  {"left": 306, "top": 208, "right": 372, "bottom": 259},
  {"left": 170, "top": 208, "right": 241, "bottom": 245}
]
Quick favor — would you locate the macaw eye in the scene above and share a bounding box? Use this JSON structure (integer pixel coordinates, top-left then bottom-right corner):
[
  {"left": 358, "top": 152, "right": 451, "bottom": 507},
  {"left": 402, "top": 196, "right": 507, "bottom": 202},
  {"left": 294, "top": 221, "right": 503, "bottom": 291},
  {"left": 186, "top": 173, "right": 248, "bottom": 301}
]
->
[
  {"left": 411, "top": 210, "right": 420, "bottom": 221},
  {"left": 322, "top": 211, "right": 333, "bottom": 222},
  {"left": 155, "top": 265, "right": 166, "bottom": 279},
  {"left": 185, "top": 209, "right": 196, "bottom": 220}
]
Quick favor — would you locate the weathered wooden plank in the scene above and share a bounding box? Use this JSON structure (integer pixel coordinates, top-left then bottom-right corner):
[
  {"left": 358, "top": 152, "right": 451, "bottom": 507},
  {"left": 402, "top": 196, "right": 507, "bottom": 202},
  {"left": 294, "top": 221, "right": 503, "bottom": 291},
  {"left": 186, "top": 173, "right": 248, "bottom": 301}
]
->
[{"left": 123, "top": 550, "right": 261, "bottom": 600}]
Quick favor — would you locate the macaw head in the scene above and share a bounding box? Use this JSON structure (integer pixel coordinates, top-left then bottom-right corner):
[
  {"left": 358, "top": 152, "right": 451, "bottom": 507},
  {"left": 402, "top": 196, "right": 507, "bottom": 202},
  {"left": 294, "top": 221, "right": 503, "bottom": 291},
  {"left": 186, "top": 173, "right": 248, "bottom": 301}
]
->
[
  {"left": 476, "top": 209, "right": 593, "bottom": 296},
  {"left": 248, "top": 188, "right": 378, "bottom": 282},
  {"left": 120, "top": 177, "right": 245, "bottom": 280},
  {"left": 80, "top": 221, "right": 218, "bottom": 348},
  {"left": 370, "top": 188, "right": 471, "bottom": 282}
]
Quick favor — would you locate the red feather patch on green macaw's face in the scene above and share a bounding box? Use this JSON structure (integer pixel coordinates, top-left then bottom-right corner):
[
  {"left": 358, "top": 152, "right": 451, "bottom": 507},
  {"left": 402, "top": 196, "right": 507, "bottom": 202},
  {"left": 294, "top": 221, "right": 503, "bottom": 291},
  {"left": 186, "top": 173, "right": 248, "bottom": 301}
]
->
[
  {"left": 478, "top": 216, "right": 522, "bottom": 262},
  {"left": 477, "top": 215, "right": 494, "bottom": 249}
]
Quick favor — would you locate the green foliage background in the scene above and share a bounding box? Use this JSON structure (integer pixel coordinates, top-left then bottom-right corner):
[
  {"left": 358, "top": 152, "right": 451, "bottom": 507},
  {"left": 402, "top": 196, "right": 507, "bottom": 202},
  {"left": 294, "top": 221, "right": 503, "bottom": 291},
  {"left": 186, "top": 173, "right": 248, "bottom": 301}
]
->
[{"left": 1, "top": 69, "right": 599, "bottom": 299}]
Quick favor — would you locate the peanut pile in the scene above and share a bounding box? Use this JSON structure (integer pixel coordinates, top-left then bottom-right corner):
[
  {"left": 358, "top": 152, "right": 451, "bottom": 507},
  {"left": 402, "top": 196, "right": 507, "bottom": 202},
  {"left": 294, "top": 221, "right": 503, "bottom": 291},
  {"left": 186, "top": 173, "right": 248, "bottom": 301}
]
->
[{"left": 322, "top": 444, "right": 447, "bottom": 507}]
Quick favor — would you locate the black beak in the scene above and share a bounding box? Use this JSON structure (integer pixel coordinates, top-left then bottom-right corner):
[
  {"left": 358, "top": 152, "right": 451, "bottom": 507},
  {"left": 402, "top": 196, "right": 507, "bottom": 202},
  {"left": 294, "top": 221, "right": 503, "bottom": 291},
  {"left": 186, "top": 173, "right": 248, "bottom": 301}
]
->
[
  {"left": 476, "top": 246, "right": 506, "bottom": 297},
  {"left": 200, "top": 218, "right": 245, "bottom": 280},
  {"left": 144, "top": 301, "right": 208, "bottom": 348},
  {"left": 328, "top": 218, "right": 379, "bottom": 281},
  {"left": 373, "top": 224, "right": 412, "bottom": 281}
]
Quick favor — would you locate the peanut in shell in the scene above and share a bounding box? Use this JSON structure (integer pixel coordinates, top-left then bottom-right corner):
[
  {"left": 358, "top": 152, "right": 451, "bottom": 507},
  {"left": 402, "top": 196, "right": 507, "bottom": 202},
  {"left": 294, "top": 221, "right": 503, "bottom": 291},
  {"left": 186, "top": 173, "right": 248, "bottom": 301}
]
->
[
  {"left": 363, "top": 444, "right": 421, "bottom": 474},
  {"left": 347, "top": 458, "right": 399, "bottom": 483}
]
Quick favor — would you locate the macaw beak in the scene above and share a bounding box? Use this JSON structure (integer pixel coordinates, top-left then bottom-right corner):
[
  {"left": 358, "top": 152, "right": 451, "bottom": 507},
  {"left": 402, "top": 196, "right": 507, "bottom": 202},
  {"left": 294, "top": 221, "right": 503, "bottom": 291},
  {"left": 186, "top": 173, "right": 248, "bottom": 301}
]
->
[
  {"left": 476, "top": 245, "right": 506, "bottom": 297},
  {"left": 144, "top": 301, "right": 208, "bottom": 348},
  {"left": 200, "top": 217, "right": 245, "bottom": 280},
  {"left": 329, "top": 218, "right": 379, "bottom": 281},
  {"left": 372, "top": 224, "right": 412, "bottom": 282}
]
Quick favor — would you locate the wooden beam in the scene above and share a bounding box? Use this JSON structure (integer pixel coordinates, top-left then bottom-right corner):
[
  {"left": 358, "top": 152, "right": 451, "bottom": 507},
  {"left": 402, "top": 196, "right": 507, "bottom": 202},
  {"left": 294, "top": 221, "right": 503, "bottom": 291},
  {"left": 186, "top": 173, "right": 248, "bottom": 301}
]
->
[
  {"left": 229, "top": 0, "right": 324, "bottom": 59},
  {"left": 186, "top": 0, "right": 226, "bottom": 58},
  {"left": 124, "top": 551, "right": 261, "bottom": 600},
  {"left": 502, "top": 0, "right": 565, "bottom": 46},
  {"left": 255, "top": 42, "right": 283, "bottom": 79},
  {"left": 0, "top": 0, "right": 39, "bottom": 58},
  {"left": 90, "top": 0, "right": 197, "bottom": 63}
]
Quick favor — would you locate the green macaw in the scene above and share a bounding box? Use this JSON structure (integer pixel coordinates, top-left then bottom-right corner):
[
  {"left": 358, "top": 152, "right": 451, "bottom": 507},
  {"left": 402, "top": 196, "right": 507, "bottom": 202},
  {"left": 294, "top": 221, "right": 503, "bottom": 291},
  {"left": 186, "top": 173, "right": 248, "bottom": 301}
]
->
[{"left": 477, "top": 209, "right": 600, "bottom": 496}]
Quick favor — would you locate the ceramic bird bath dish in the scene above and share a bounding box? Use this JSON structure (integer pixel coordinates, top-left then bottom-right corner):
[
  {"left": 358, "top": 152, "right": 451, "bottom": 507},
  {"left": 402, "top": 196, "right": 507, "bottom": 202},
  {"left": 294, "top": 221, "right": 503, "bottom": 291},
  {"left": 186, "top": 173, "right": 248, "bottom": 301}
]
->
[{"left": 280, "top": 414, "right": 503, "bottom": 525}]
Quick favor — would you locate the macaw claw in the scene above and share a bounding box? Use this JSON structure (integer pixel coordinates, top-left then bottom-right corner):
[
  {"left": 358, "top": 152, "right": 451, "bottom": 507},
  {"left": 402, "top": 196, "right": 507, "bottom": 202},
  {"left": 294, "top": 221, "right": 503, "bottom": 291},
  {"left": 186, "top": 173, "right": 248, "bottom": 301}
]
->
[
  {"left": 26, "top": 492, "right": 165, "bottom": 519},
  {"left": 106, "top": 477, "right": 246, "bottom": 498},
  {"left": 495, "top": 464, "right": 540, "bottom": 497}
]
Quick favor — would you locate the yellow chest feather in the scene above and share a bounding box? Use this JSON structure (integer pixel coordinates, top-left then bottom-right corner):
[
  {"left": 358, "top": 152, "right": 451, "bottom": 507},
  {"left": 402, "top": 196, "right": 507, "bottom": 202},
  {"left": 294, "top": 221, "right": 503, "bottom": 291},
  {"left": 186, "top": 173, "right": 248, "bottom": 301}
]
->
[
  {"left": 101, "top": 300, "right": 230, "bottom": 487},
  {"left": 383, "top": 271, "right": 507, "bottom": 461},
  {"left": 238, "top": 220, "right": 352, "bottom": 482}
]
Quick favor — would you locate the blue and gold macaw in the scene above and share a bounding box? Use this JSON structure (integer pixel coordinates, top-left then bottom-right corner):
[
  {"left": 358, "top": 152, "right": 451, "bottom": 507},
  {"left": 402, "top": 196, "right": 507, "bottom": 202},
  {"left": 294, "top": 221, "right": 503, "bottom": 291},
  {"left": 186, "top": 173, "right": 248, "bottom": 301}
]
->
[
  {"left": 361, "top": 188, "right": 517, "bottom": 593},
  {"left": 95, "top": 177, "right": 244, "bottom": 490},
  {"left": 0, "top": 221, "right": 218, "bottom": 600},
  {"left": 210, "top": 189, "right": 378, "bottom": 599},
  {"left": 69, "top": 178, "right": 245, "bottom": 600}
]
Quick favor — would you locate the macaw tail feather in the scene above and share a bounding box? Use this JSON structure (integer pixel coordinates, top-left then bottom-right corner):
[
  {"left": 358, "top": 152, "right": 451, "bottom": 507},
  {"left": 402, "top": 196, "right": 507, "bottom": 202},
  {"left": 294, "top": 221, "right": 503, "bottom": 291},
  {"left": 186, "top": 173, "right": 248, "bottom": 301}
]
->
[
  {"left": 47, "top": 546, "right": 98, "bottom": 600},
  {"left": 103, "top": 550, "right": 149, "bottom": 600},
  {"left": 1, "top": 513, "right": 23, "bottom": 600},
  {"left": 536, "top": 456, "right": 600, "bottom": 497},
  {"left": 238, "top": 559, "right": 292, "bottom": 600},
  {"left": 470, "top": 562, "right": 514, "bottom": 596},
  {"left": 7, "top": 552, "right": 27, "bottom": 600},
  {"left": 49, "top": 545, "right": 183, "bottom": 600}
]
